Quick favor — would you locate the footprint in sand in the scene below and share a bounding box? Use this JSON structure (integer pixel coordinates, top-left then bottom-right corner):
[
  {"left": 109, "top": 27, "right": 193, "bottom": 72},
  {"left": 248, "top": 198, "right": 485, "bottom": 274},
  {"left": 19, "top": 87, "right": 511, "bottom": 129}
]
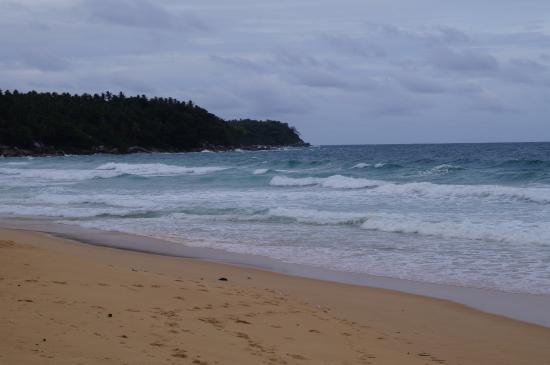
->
[
  {"left": 235, "top": 332, "right": 250, "bottom": 339},
  {"left": 171, "top": 348, "right": 187, "bottom": 358},
  {"left": 287, "top": 353, "right": 308, "bottom": 360}
]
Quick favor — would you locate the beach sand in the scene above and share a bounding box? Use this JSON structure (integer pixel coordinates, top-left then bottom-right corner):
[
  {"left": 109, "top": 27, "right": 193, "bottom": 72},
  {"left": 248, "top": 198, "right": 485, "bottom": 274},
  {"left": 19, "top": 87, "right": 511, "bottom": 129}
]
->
[{"left": 1, "top": 228, "right": 550, "bottom": 365}]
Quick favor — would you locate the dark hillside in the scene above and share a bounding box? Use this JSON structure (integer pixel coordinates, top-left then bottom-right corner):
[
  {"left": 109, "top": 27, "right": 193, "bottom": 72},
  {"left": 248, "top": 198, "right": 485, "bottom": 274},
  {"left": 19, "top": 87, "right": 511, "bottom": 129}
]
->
[{"left": 0, "top": 90, "right": 307, "bottom": 156}]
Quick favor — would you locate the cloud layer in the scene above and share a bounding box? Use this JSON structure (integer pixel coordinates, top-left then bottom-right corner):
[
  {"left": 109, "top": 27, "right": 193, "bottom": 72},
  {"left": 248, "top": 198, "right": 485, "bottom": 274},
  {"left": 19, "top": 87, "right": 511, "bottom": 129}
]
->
[{"left": 1, "top": 0, "right": 549, "bottom": 144}]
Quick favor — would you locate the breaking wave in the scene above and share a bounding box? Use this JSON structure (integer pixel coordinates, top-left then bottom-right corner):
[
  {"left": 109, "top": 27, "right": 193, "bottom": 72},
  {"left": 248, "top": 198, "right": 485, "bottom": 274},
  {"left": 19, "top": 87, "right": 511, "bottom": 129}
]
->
[
  {"left": 360, "top": 214, "right": 550, "bottom": 246},
  {"left": 95, "top": 162, "right": 229, "bottom": 176},
  {"left": 270, "top": 175, "right": 381, "bottom": 189},
  {"left": 253, "top": 168, "right": 270, "bottom": 175},
  {"left": 270, "top": 174, "right": 550, "bottom": 204}
]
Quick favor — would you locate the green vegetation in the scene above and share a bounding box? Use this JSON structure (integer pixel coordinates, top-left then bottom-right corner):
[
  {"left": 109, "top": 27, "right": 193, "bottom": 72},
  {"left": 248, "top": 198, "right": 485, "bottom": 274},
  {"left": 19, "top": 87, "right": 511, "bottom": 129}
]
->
[{"left": 0, "top": 90, "right": 307, "bottom": 156}]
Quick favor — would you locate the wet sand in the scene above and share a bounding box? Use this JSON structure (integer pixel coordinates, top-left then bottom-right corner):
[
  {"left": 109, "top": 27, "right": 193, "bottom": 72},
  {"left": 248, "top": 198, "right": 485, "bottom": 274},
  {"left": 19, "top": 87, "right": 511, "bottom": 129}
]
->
[{"left": 1, "top": 228, "right": 550, "bottom": 364}]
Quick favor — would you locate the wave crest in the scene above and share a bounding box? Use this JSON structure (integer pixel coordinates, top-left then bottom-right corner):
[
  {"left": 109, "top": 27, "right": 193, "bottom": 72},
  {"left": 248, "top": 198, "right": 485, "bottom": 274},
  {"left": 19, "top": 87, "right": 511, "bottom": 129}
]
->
[
  {"left": 360, "top": 214, "right": 549, "bottom": 245},
  {"left": 269, "top": 174, "right": 550, "bottom": 204},
  {"left": 270, "top": 175, "right": 381, "bottom": 189},
  {"left": 253, "top": 168, "right": 270, "bottom": 175},
  {"left": 95, "top": 163, "right": 228, "bottom": 176}
]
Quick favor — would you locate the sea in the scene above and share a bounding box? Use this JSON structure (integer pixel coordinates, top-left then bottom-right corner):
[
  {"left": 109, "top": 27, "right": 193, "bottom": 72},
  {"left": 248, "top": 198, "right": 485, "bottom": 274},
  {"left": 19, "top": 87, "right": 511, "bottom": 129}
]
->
[{"left": 1, "top": 143, "right": 549, "bottom": 295}]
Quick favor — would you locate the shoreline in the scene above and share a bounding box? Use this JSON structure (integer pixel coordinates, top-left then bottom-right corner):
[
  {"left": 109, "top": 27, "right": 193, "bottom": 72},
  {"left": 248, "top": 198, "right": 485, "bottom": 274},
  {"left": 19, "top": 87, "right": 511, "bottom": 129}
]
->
[
  {"left": 2, "top": 226, "right": 550, "bottom": 364},
  {"left": 0, "top": 143, "right": 310, "bottom": 158},
  {"left": 2, "top": 217, "right": 550, "bottom": 329}
]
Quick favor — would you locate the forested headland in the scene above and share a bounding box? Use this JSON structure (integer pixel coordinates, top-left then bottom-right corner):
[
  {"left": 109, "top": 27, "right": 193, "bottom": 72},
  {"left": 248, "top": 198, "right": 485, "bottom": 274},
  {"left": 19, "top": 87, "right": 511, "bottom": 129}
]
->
[{"left": 0, "top": 90, "right": 308, "bottom": 156}]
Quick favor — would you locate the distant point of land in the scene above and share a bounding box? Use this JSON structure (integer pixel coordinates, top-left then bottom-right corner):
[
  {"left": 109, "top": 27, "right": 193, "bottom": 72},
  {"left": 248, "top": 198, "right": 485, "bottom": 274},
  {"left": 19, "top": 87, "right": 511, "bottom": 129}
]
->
[{"left": 0, "top": 90, "right": 308, "bottom": 157}]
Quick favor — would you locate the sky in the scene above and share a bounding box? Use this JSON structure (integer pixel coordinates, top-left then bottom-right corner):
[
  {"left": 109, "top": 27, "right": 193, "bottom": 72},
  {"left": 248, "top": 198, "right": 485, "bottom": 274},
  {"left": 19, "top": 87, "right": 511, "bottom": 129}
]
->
[{"left": 1, "top": 0, "right": 549, "bottom": 144}]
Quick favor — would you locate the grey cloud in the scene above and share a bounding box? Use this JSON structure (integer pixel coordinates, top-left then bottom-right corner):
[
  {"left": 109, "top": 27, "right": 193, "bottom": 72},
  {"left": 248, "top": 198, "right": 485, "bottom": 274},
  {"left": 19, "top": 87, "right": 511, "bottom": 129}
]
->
[
  {"left": 273, "top": 51, "right": 330, "bottom": 68},
  {"left": 236, "top": 77, "right": 311, "bottom": 117},
  {"left": 369, "top": 99, "right": 430, "bottom": 117},
  {"left": 363, "top": 22, "right": 470, "bottom": 46},
  {"left": 505, "top": 58, "right": 549, "bottom": 83},
  {"left": 466, "top": 96, "right": 517, "bottom": 113},
  {"left": 397, "top": 75, "right": 447, "bottom": 94},
  {"left": 209, "top": 55, "right": 266, "bottom": 73},
  {"left": 0, "top": 50, "right": 71, "bottom": 72},
  {"left": 83, "top": 0, "right": 208, "bottom": 31},
  {"left": 430, "top": 48, "right": 499, "bottom": 72},
  {"left": 290, "top": 70, "right": 352, "bottom": 89},
  {"left": 322, "top": 34, "right": 386, "bottom": 58},
  {"left": 1, "top": 0, "right": 549, "bottom": 144},
  {"left": 432, "top": 26, "right": 471, "bottom": 44}
]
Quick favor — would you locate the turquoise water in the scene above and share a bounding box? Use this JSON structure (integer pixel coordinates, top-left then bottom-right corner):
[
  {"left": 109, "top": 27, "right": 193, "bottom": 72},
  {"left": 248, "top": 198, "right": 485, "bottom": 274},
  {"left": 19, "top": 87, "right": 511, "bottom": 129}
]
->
[{"left": 1, "top": 143, "right": 549, "bottom": 294}]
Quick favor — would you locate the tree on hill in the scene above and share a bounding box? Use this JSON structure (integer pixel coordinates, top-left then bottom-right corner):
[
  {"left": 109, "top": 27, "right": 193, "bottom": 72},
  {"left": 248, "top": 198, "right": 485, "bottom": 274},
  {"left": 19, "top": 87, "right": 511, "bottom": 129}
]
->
[{"left": 0, "top": 90, "right": 307, "bottom": 155}]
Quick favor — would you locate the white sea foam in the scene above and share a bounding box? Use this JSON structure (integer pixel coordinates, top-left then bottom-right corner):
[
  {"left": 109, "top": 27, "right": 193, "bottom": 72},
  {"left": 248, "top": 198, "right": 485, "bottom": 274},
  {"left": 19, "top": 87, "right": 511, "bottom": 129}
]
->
[
  {"left": 360, "top": 213, "right": 550, "bottom": 246},
  {"left": 0, "top": 162, "right": 228, "bottom": 185},
  {"left": 351, "top": 163, "right": 370, "bottom": 169},
  {"left": 269, "top": 174, "right": 550, "bottom": 204},
  {"left": 434, "top": 163, "right": 463, "bottom": 171},
  {"left": 374, "top": 181, "right": 550, "bottom": 204},
  {"left": 0, "top": 167, "right": 118, "bottom": 181},
  {"left": 374, "top": 163, "right": 386, "bottom": 168},
  {"left": 0, "top": 204, "right": 149, "bottom": 218},
  {"left": 270, "top": 175, "right": 383, "bottom": 189},
  {"left": 33, "top": 192, "right": 161, "bottom": 209},
  {"left": 266, "top": 207, "right": 367, "bottom": 225},
  {"left": 253, "top": 168, "right": 269, "bottom": 175},
  {"left": 95, "top": 162, "right": 228, "bottom": 176},
  {"left": 322, "top": 175, "right": 381, "bottom": 189},
  {"left": 167, "top": 205, "right": 550, "bottom": 246},
  {"left": 270, "top": 176, "right": 322, "bottom": 187},
  {"left": 420, "top": 164, "right": 464, "bottom": 176}
]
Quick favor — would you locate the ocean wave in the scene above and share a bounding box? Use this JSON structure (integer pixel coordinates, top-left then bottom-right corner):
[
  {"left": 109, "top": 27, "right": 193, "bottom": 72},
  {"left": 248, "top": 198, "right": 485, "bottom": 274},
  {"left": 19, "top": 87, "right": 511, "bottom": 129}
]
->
[
  {"left": 169, "top": 206, "right": 549, "bottom": 245},
  {"left": 360, "top": 214, "right": 550, "bottom": 245},
  {"left": 270, "top": 175, "right": 381, "bottom": 189},
  {"left": 253, "top": 168, "right": 270, "bottom": 175},
  {"left": 265, "top": 207, "right": 367, "bottom": 225},
  {"left": 0, "top": 204, "right": 156, "bottom": 219},
  {"left": 172, "top": 207, "right": 368, "bottom": 226},
  {"left": 0, "top": 167, "right": 118, "bottom": 181},
  {"left": 374, "top": 181, "right": 550, "bottom": 204},
  {"left": 4, "top": 161, "right": 30, "bottom": 166},
  {"left": 351, "top": 163, "right": 370, "bottom": 169},
  {"left": 95, "top": 162, "right": 229, "bottom": 176},
  {"left": 0, "top": 162, "right": 228, "bottom": 183},
  {"left": 270, "top": 176, "right": 321, "bottom": 187},
  {"left": 33, "top": 192, "right": 161, "bottom": 209},
  {"left": 497, "top": 159, "right": 550, "bottom": 167},
  {"left": 374, "top": 162, "right": 402, "bottom": 169},
  {"left": 269, "top": 173, "right": 550, "bottom": 204},
  {"left": 420, "top": 164, "right": 465, "bottom": 176},
  {"left": 434, "top": 164, "right": 464, "bottom": 171}
]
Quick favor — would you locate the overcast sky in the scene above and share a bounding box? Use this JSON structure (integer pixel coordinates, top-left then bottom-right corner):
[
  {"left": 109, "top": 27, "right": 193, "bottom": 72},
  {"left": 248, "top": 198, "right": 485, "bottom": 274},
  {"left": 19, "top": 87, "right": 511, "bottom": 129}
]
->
[{"left": 1, "top": 0, "right": 549, "bottom": 144}]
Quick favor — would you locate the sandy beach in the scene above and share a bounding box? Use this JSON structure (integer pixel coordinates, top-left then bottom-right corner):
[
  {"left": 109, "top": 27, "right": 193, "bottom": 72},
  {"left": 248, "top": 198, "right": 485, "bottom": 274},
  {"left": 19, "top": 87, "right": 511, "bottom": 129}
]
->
[{"left": 1, "top": 228, "right": 550, "bottom": 365}]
